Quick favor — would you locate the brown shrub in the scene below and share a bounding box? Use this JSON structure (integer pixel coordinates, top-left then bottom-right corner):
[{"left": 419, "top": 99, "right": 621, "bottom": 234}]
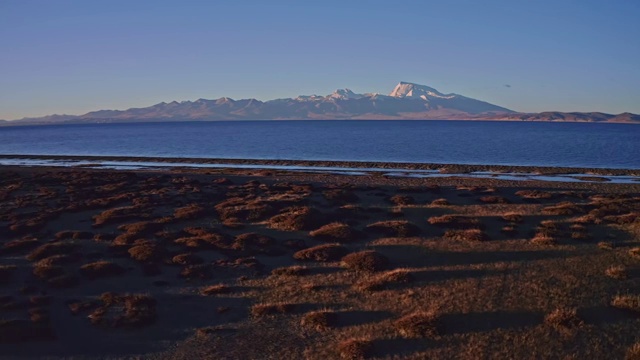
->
[
  {"left": 605, "top": 265, "right": 628, "bottom": 280},
  {"left": 544, "top": 308, "right": 583, "bottom": 329},
  {"left": 355, "top": 269, "right": 414, "bottom": 291},
  {"left": 294, "top": 244, "right": 348, "bottom": 262},
  {"left": 174, "top": 204, "right": 206, "bottom": 220},
  {"left": 266, "top": 206, "right": 324, "bottom": 231},
  {"left": 430, "top": 198, "right": 450, "bottom": 206},
  {"left": 516, "top": 190, "right": 553, "bottom": 199},
  {"left": 542, "top": 202, "right": 584, "bottom": 216},
  {"left": 33, "top": 265, "right": 65, "bottom": 279},
  {"left": 570, "top": 232, "right": 591, "bottom": 241},
  {"left": 531, "top": 234, "right": 557, "bottom": 246},
  {"left": 250, "top": 302, "right": 295, "bottom": 317},
  {"left": 80, "top": 261, "right": 125, "bottom": 279},
  {"left": 627, "top": 342, "right": 640, "bottom": 360},
  {"left": 171, "top": 253, "right": 204, "bottom": 266},
  {"left": 117, "top": 221, "right": 163, "bottom": 236},
  {"left": 630, "top": 247, "right": 640, "bottom": 259},
  {"left": 200, "top": 284, "right": 231, "bottom": 296},
  {"left": 35, "top": 254, "right": 78, "bottom": 268},
  {"left": 338, "top": 339, "right": 373, "bottom": 360},
  {"left": 366, "top": 220, "right": 420, "bottom": 237},
  {"left": 26, "top": 242, "right": 79, "bottom": 262},
  {"left": 389, "top": 195, "right": 415, "bottom": 205},
  {"left": 443, "top": 229, "right": 488, "bottom": 242},
  {"left": 501, "top": 225, "right": 517, "bottom": 236},
  {"left": 394, "top": 311, "right": 443, "bottom": 338},
  {"left": 174, "top": 232, "right": 228, "bottom": 250},
  {"left": 611, "top": 295, "right": 640, "bottom": 313},
  {"left": 598, "top": 242, "right": 614, "bottom": 250},
  {"left": 215, "top": 198, "right": 275, "bottom": 222},
  {"left": 502, "top": 213, "right": 524, "bottom": 223},
  {"left": 271, "top": 266, "right": 309, "bottom": 276},
  {"left": 342, "top": 251, "right": 389, "bottom": 272},
  {"left": 427, "top": 215, "right": 482, "bottom": 229},
  {"left": 93, "top": 206, "right": 143, "bottom": 227},
  {"left": 310, "top": 222, "right": 359, "bottom": 242},
  {"left": 301, "top": 310, "right": 337, "bottom": 330},
  {"left": 128, "top": 244, "right": 164, "bottom": 262}
]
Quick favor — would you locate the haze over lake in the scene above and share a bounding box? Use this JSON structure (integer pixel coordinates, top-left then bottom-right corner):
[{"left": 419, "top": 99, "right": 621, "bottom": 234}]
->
[{"left": 1, "top": 120, "right": 638, "bottom": 169}]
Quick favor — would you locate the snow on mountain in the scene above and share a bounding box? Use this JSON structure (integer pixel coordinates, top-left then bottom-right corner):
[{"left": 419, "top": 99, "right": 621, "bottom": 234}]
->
[
  {"left": 389, "top": 82, "right": 455, "bottom": 99},
  {"left": 328, "top": 89, "right": 364, "bottom": 100}
]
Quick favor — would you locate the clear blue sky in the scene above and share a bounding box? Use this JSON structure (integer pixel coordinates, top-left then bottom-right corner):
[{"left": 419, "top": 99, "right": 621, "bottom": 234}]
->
[{"left": 1, "top": 0, "right": 639, "bottom": 119}]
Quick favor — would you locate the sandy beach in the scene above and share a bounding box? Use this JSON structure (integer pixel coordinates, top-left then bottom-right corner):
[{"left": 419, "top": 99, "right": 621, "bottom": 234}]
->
[{"left": 1, "top": 162, "right": 639, "bottom": 359}]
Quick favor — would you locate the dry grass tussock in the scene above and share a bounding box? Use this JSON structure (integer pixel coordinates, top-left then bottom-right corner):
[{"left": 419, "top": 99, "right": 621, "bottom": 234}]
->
[
  {"left": 301, "top": 310, "right": 337, "bottom": 330},
  {"left": 266, "top": 206, "right": 324, "bottom": 231},
  {"left": 337, "top": 338, "right": 373, "bottom": 360},
  {"left": 341, "top": 250, "right": 389, "bottom": 272},
  {"left": 394, "top": 310, "right": 443, "bottom": 338},
  {"left": 443, "top": 229, "right": 488, "bottom": 242},
  {"left": 611, "top": 295, "right": 640, "bottom": 313},
  {"left": 605, "top": 265, "right": 628, "bottom": 280},
  {"left": 200, "top": 284, "right": 231, "bottom": 296},
  {"left": 271, "top": 265, "right": 309, "bottom": 276},
  {"left": 293, "top": 244, "right": 348, "bottom": 262},
  {"left": 544, "top": 308, "right": 583, "bottom": 329},
  {"left": 366, "top": 220, "right": 420, "bottom": 237},
  {"left": 310, "top": 222, "right": 359, "bottom": 242},
  {"left": 250, "top": 302, "right": 296, "bottom": 317},
  {"left": 354, "top": 268, "right": 414, "bottom": 291}
]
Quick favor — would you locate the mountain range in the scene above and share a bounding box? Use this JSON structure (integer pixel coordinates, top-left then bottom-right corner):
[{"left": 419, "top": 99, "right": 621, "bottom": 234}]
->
[{"left": 2, "top": 82, "right": 638, "bottom": 125}]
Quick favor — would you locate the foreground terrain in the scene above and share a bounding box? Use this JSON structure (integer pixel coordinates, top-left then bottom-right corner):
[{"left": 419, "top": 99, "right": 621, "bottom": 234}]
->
[{"left": 0, "top": 165, "right": 639, "bottom": 359}]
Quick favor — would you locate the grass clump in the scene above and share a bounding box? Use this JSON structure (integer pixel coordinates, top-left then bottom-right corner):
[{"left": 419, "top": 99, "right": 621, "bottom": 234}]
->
[
  {"left": 605, "top": 265, "right": 628, "bottom": 280},
  {"left": 544, "top": 308, "right": 583, "bottom": 329},
  {"left": 200, "top": 284, "right": 231, "bottom": 296},
  {"left": 389, "top": 194, "right": 415, "bottom": 205},
  {"left": 394, "top": 310, "right": 443, "bottom": 338},
  {"left": 301, "top": 310, "right": 337, "bottom": 330},
  {"left": 266, "top": 206, "right": 324, "bottom": 231},
  {"left": 355, "top": 269, "right": 414, "bottom": 291},
  {"left": 293, "top": 244, "right": 348, "bottom": 262},
  {"left": 342, "top": 250, "right": 389, "bottom": 272},
  {"left": 250, "top": 302, "right": 296, "bottom": 318},
  {"left": 611, "top": 294, "right": 640, "bottom": 313},
  {"left": 502, "top": 213, "right": 524, "bottom": 223},
  {"left": 430, "top": 198, "right": 450, "bottom": 206},
  {"left": 310, "top": 222, "right": 359, "bottom": 242},
  {"left": 366, "top": 220, "right": 420, "bottom": 237},
  {"left": 443, "top": 229, "right": 488, "bottom": 242},
  {"left": 271, "top": 266, "right": 309, "bottom": 276},
  {"left": 338, "top": 338, "right": 373, "bottom": 359}
]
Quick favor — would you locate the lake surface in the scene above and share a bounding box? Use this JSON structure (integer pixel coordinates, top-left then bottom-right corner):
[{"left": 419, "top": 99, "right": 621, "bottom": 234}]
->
[{"left": 0, "top": 120, "right": 638, "bottom": 169}]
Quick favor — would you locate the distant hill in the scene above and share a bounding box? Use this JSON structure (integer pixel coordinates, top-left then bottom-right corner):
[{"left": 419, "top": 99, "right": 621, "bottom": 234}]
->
[{"left": 3, "top": 82, "right": 638, "bottom": 125}]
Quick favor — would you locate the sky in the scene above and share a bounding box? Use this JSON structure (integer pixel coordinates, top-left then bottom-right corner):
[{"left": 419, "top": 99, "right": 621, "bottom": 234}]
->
[{"left": 1, "top": 0, "right": 639, "bottom": 120}]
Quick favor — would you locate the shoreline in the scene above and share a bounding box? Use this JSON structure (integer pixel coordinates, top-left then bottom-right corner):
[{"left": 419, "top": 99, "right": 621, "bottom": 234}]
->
[{"left": 1, "top": 154, "right": 639, "bottom": 176}]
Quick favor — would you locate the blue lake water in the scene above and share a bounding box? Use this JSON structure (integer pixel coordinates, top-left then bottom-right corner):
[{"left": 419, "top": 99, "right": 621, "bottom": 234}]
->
[{"left": 0, "top": 120, "right": 638, "bottom": 169}]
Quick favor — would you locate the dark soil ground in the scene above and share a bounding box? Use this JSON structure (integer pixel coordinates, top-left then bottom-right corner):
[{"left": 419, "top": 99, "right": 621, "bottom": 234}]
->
[{"left": 0, "top": 164, "right": 639, "bottom": 359}]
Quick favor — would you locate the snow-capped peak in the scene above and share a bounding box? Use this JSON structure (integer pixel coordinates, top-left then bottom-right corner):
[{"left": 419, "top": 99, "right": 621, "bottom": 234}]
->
[
  {"left": 389, "top": 82, "right": 455, "bottom": 100},
  {"left": 328, "top": 89, "right": 364, "bottom": 100}
]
